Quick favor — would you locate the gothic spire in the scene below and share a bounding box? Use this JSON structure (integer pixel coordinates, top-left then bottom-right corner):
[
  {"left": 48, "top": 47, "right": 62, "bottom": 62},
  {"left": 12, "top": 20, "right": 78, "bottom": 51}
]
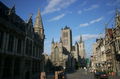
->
[
  {"left": 80, "top": 35, "right": 82, "bottom": 43},
  {"left": 34, "top": 8, "right": 43, "bottom": 28},
  {"left": 27, "top": 14, "right": 33, "bottom": 24},
  {"left": 52, "top": 38, "right": 54, "bottom": 43},
  {"left": 60, "top": 37, "right": 62, "bottom": 43},
  {"left": 116, "top": 9, "right": 119, "bottom": 17},
  {"left": 8, "top": 5, "right": 16, "bottom": 15}
]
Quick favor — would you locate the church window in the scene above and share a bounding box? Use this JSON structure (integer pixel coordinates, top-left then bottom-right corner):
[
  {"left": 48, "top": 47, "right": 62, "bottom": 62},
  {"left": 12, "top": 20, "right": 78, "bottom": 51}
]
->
[{"left": 54, "top": 47, "right": 59, "bottom": 62}]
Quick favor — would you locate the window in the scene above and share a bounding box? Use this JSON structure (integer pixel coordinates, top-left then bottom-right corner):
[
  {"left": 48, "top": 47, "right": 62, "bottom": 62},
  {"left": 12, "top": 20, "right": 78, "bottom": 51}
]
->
[
  {"left": 8, "top": 34, "right": 14, "bottom": 52},
  {"left": 0, "top": 32, "right": 4, "bottom": 49},
  {"left": 119, "top": 40, "right": 120, "bottom": 50},
  {"left": 66, "top": 32, "right": 68, "bottom": 37},
  {"left": 33, "top": 45, "right": 35, "bottom": 56},
  {"left": 63, "top": 32, "right": 68, "bottom": 37},
  {"left": 29, "top": 41, "right": 32, "bottom": 56},
  {"left": 25, "top": 39, "right": 32, "bottom": 56},
  {"left": 17, "top": 39, "right": 22, "bottom": 53},
  {"left": 63, "top": 40, "right": 68, "bottom": 45},
  {"left": 54, "top": 47, "right": 59, "bottom": 62},
  {"left": 26, "top": 39, "right": 29, "bottom": 55}
]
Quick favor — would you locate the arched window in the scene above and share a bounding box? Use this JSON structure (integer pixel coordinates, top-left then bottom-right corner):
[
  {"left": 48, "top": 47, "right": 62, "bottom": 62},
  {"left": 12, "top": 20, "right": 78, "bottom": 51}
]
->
[{"left": 54, "top": 47, "right": 59, "bottom": 62}]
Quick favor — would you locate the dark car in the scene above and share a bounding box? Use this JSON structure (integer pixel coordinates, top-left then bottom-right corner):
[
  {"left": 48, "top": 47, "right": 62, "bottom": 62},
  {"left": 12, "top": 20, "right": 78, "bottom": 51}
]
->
[{"left": 94, "top": 72, "right": 108, "bottom": 79}]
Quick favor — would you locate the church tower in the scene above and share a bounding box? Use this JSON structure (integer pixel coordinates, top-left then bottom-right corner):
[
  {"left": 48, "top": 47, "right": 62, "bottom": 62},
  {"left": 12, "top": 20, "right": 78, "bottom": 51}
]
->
[
  {"left": 78, "top": 35, "right": 85, "bottom": 58},
  {"left": 34, "top": 9, "right": 44, "bottom": 40},
  {"left": 61, "top": 26, "right": 72, "bottom": 52}
]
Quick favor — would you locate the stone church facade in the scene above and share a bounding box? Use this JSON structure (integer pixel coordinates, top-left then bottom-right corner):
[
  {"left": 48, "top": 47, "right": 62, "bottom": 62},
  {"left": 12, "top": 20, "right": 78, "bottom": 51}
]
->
[
  {"left": 50, "top": 26, "right": 73, "bottom": 69},
  {"left": 50, "top": 26, "right": 86, "bottom": 70},
  {"left": 0, "top": 1, "right": 45, "bottom": 79},
  {"left": 72, "top": 36, "right": 86, "bottom": 61}
]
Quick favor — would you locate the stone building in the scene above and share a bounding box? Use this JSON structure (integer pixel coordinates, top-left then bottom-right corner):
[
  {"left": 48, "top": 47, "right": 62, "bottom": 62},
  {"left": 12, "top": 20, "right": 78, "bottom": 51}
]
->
[
  {"left": 50, "top": 26, "right": 87, "bottom": 70},
  {"left": 0, "top": 1, "right": 45, "bottom": 79},
  {"left": 71, "top": 42, "right": 79, "bottom": 61},
  {"left": 61, "top": 26, "right": 72, "bottom": 52},
  {"left": 92, "top": 10, "right": 120, "bottom": 75},
  {"left": 113, "top": 9, "right": 120, "bottom": 75},
  {"left": 69, "top": 35, "right": 86, "bottom": 69},
  {"left": 95, "top": 38, "right": 106, "bottom": 71},
  {"left": 50, "top": 39, "right": 71, "bottom": 68},
  {"left": 50, "top": 26, "right": 73, "bottom": 70},
  {"left": 105, "top": 28, "right": 117, "bottom": 72},
  {"left": 91, "top": 43, "right": 97, "bottom": 71},
  {"left": 77, "top": 36, "right": 86, "bottom": 59}
]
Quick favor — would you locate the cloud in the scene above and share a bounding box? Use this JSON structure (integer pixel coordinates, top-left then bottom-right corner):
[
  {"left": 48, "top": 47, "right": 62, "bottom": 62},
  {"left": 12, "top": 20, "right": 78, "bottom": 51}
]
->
[
  {"left": 84, "top": 4, "right": 99, "bottom": 11},
  {"left": 78, "top": 10, "right": 82, "bottom": 14},
  {"left": 42, "top": 0, "right": 76, "bottom": 15},
  {"left": 48, "top": 13, "right": 65, "bottom": 22},
  {"left": 108, "top": 10, "right": 115, "bottom": 14},
  {"left": 106, "top": 0, "right": 120, "bottom": 6},
  {"left": 79, "top": 23, "right": 89, "bottom": 27},
  {"left": 81, "top": 1, "right": 87, "bottom": 6},
  {"left": 74, "top": 34, "right": 105, "bottom": 41},
  {"left": 90, "top": 17, "right": 103, "bottom": 24},
  {"left": 79, "top": 16, "right": 103, "bottom": 27}
]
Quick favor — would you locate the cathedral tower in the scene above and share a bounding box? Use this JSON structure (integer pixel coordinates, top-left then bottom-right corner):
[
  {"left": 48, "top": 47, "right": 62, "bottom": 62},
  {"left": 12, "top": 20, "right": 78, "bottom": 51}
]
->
[{"left": 61, "top": 26, "right": 72, "bottom": 52}]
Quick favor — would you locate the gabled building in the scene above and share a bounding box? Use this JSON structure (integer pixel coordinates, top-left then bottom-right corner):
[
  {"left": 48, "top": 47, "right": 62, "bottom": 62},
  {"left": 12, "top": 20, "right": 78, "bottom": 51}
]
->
[
  {"left": 113, "top": 9, "right": 120, "bottom": 75},
  {"left": 0, "top": 1, "right": 45, "bottom": 79},
  {"left": 92, "top": 10, "right": 120, "bottom": 75}
]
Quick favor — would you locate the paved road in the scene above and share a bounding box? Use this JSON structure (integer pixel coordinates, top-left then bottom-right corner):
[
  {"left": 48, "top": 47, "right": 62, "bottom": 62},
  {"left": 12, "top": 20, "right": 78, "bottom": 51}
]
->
[
  {"left": 47, "top": 69, "right": 120, "bottom": 79},
  {"left": 67, "top": 69, "right": 94, "bottom": 79}
]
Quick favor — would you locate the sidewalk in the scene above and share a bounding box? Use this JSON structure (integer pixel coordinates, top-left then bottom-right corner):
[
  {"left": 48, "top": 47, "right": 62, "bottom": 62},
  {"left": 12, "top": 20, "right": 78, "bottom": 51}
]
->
[{"left": 109, "top": 76, "right": 120, "bottom": 79}]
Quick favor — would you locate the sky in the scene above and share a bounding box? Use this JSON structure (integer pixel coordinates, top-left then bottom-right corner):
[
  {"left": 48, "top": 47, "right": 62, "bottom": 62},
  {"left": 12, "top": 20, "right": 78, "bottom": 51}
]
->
[{"left": 1, "top": 0, "right": 120, "bottom": 58}]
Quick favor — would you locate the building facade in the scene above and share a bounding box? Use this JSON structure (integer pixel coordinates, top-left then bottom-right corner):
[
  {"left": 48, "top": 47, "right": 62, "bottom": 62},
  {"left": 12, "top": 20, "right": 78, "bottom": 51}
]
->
[
  {"left": 78, "top": 36, "right": 86, "bottom": 59},
  {"left": 91, "top": 43, "right": 97, "bottom": 71},
  {"left": 50, "top": 26, "right": 75, "bottom": 71},
  {"left": 113, "top": 10, "right": 120, "bottom": 75},
  {"left": 50, "top": 40, "right": 70, "bottom": 68},
  {"left": 0, "top": 2, "right": 45, "bottom": 79},
  {"left": 92, "top": 10, "right": 120, "bottom": 75},
  {"left": 61, "top": 26, "right": 72, "bottom": 52}
]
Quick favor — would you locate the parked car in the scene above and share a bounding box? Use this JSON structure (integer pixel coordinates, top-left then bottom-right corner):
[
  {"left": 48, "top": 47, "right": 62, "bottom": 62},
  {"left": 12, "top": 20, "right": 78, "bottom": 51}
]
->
[{"left": 94, "top": 72, "right": 108, "bottom": 79}]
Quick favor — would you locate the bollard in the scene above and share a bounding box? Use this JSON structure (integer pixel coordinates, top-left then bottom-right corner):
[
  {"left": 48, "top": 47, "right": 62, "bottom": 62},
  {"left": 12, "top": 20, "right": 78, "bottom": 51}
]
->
[
  {"left": 40, "top": 72, "right": 46, "bottom": 79},
  {"left": 55, "top": 71, "right": 58, "bottom": 79}
]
